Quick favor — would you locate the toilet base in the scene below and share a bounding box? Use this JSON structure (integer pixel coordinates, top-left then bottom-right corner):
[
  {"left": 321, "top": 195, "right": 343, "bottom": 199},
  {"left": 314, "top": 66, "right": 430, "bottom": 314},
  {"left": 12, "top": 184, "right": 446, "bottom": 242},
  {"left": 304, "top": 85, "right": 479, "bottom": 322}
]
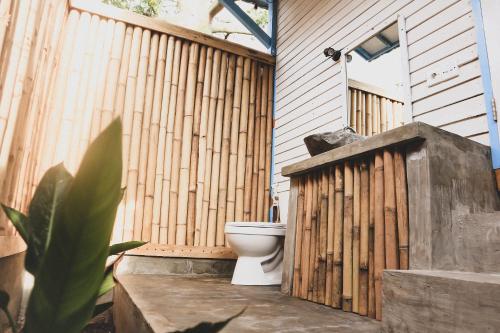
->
[{"left": 231, "top": 256, "right": 283, "bottom": 285}]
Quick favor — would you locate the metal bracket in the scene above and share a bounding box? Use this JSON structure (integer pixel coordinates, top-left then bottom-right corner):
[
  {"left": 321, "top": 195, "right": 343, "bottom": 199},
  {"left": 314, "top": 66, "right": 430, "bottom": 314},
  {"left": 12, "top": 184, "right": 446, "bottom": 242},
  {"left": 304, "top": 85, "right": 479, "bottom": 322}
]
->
[{"left": 218, "top": 0, "right": 272, "bottom": 51}]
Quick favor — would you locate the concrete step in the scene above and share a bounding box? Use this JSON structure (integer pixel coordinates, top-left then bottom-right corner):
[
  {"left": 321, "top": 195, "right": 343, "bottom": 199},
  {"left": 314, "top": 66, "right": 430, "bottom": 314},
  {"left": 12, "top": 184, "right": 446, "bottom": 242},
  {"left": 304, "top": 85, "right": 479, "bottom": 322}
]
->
[
  {"left": 382, "top": 270, "right": 500, "bottom": 333},
  {"left": 114, "top": 275, "right": 382, "bottom": 333}
]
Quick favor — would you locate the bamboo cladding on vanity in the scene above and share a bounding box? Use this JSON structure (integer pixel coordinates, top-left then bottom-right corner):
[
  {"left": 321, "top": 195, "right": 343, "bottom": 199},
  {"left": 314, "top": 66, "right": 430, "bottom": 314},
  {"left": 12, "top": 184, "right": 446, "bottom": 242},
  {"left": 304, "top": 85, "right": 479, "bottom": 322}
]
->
[
  {"left": 348, "top": 83, "right": 404, "bottom": 137},
  {"left": 0, "top": 0, "right": 275, "bottom": 248},
  {"left": 290, "top": 148, "right": 409, "bottom": 320}
]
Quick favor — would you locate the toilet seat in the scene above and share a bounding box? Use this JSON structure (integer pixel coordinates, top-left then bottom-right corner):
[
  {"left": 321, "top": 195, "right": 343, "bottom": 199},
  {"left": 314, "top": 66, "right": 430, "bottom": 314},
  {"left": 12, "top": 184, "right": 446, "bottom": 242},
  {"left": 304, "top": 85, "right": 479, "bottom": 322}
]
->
[{"left": 225, "top": 222, "right": 286, "bottom": 236}]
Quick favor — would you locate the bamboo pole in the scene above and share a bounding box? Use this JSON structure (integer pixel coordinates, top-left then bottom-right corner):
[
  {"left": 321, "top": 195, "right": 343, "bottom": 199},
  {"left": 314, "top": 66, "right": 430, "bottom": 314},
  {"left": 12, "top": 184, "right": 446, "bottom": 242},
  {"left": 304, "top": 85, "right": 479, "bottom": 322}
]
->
[
  {"left": 158, "top": 38, "right": 182, "bottom": 243},
  {"left": 167, "top": 41, "right": 190, "bottom": 245},
  {"left": 352, "top": 161, "right": 361, "bottom": 313},
  {"left": 194, "top": 47, "right": 214, "bottom": 246},
  {"left": 368, "top": 158, "right": 376, "bottom": 318},
  {"left": 264, "top": 67, "right": 273, "bottom": 221},
  {"left": 359, "top": 160, "right": 369, "bottom": 316},
  {"left": 143, "top": 34, "right": 167, "bottom": 242},
  {"left": 356, "top": 90, "right": 362, "bottom": 135},
  {"left": 318, "top": 169, "right": 328, "bottom": 304},
  {"left": 332, "top": 165, "right": 343, "bottom": 308},
  {"left": 250, "top": 66, "right": 262, "bottom": 221},
  {"left": 383, "top": 149, "right": 398, "bottom": 269},
  {"left": 0, "top": 0, "right": 12, "bottom": 58},
  {"left": 225, "top": 56, "right": 243, "bottom": 224},
  {"left": 100, "top": 21, "right": 126, "bottom": 130},
  {"left": 242, "top": 60, "right": 256, "bottom": 221},
  {"left": 308, "top": 173, "right": 318, "bottom": 301},
  {"left": 350, "top": 89, "right": 356, "bottom": 130},
  {"left": 394, "top": 149, "right": 409, "bottom": 270},
  {"left": 380, "top": 97, "right": 387, "bottom": 133},
  {"left": 372, "top": 95, "right": 379, "bottom": 136},
  {"left": 365, "top": 93, "right": 372, "bottom": 137},
  {"left": 151, "top": 35, "right": 175, "bottom": 244},
  {"left": 199, "top": 49, "right": 221, "bottom": 246},
  {"left": 256, "top": 66, "right": 269, "bottom": 221},
  {"left": 186, "top": 46, "right": 207, "bottom": 246},
  {"left": 216, "top": 55, "right": 235, "bottom": 246},
  {"left": 113, "top": 27, "right": 133, "bottom": 119},
  {"left": 206, "top": 52, "right": 228, "bottom": 247},
  {"left": 127, "top": 29, "right": 151, "bottom": 241},
  {"left": 292, "top": 176, "right": 305, "bottom": 297},
  {"left": 235, "top": 58, "right": 251, "bottom": 221},
  {"left": 176, "top": 42, "right": 201, "bottom": 245},
  {"left": 325, "top": 166, "right": 335, "bottom": 306},
  {"left": 134, "top": 33, "right": 159, "bottom": 241},
  {"left": 374, "top": 152, "right": 385, "bottom": 320},
  {"left": 343, "top": 161, "right": 353, "bottom": 312},
  {"left": 300, "top": 174, "right": 313, "bottom": 299}
]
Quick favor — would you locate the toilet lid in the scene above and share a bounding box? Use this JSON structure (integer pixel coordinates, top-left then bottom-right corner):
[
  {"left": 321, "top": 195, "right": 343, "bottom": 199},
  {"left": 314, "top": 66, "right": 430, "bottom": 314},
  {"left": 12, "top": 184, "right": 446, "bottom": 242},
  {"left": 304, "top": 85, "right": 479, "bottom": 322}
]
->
[{"left": 226, "top": 222, "right": 286, "bottom": 229}]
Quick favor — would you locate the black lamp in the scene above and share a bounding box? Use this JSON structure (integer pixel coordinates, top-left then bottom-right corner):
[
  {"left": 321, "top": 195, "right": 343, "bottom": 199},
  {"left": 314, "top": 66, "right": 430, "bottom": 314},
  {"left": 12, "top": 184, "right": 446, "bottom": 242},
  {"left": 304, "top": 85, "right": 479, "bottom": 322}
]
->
[{"left": 323, "top": 47, "right": 342, "bottom": 62}]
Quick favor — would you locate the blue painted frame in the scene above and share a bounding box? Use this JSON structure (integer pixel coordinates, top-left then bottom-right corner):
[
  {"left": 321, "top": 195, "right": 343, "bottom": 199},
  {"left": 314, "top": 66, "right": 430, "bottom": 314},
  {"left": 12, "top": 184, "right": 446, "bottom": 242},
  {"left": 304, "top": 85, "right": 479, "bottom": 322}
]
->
[
  {"left": 218, "top": 0, "right": 272, "bottom": 50},
  {"left": 268, "top": 0, "right": 277, "bottom": 221},
  {"left": 471, "top": 0, "right": 500, "bottom": 169}
]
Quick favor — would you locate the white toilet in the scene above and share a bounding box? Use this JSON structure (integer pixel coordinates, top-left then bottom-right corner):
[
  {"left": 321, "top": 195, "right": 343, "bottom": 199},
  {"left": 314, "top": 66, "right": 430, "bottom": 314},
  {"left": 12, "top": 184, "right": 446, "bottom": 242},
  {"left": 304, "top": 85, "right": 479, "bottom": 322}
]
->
[{"left": 225, "top": 222, "right": 286, "bottom": 285}]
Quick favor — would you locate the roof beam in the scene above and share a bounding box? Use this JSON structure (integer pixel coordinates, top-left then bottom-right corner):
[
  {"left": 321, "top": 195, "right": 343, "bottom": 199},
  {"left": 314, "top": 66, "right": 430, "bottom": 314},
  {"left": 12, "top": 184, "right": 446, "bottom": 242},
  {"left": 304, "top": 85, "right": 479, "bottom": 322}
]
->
[{"left": 218, "top": 0, "right": 272, "bottom": 50}]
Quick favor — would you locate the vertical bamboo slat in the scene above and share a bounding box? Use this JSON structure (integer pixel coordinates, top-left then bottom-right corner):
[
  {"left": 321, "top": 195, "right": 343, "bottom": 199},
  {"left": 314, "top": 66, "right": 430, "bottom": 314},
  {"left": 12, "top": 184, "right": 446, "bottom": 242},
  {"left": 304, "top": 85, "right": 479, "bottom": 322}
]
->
[
  {"left": 256, "top": 66, "right": 268, "bottom": 221},
  {"left": 186, "top": 46, "right": 207, "bottom": 246},
  {"left": 383, "top": 149, "right": 398, "bottom": 269},
  {"left": 216, "top": 55, "right": 235, "bottom": 246},
  {"left": 308, "top": 173, "right": 318, "bottom": 301},
  {"left": 325, "top": 167, "right": 335, "bottom": 306},
  {"left": 332, "top": 165, "right": 343, "bottom": 308},
  {"left": 242, "top": 61, "right": 256, "bottom": 221},
  {"left": 352, "top": 162, "right": 360, "bottom": 313},
  {"left": 292, "top": 177, "right": 305, "bottom": 297},
  {"left": 318, "top": 169, "right": 328, "bottom": 304},
  {"left": 176, "top": 42, "right": 200, "bottom": 245},
  {"left": 368, "top": 158, "right": 376, "bottom": 318},
  {"left": 300, "top": 174, "right": 313, "bottom": 299},
  {"left": 394, "top": 149, "right": 409, "bottom": 270},
  {"left": 359, "top": 160, "right": 369, "bottom": 316},
  {"left": 374, "top": 152, "right": 385, "bottom": 320},
  {"left": 343, "top": 161, "right": 353, "bottom": 312}
]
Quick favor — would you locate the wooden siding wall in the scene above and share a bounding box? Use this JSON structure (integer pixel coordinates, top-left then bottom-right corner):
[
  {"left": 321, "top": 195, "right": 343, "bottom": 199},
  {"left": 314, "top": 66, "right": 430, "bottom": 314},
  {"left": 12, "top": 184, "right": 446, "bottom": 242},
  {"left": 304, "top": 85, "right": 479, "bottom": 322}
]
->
[
  {"left": 289, "top": 148, "right": 409, "bottom": 320},
  {"left": 275, "top": 0, "right": 487, "bottom": 222},
  {"left": 0, "top": 1, "right": 275, "bottom": 254}
]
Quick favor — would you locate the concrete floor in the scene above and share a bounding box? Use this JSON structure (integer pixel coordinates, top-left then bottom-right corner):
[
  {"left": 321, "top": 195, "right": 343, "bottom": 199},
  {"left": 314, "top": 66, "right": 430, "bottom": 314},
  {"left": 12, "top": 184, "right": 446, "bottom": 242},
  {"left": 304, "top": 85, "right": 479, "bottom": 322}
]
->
[{"left": 114, "top": 275, "right": 382, "bottom": 333}]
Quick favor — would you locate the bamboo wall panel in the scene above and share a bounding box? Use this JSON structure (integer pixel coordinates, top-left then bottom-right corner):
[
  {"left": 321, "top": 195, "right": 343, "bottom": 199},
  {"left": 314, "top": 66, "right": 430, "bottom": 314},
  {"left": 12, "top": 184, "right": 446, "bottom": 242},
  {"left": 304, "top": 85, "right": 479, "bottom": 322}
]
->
[
  {"left": 0, "top": 1, "right": 275, "bottom": 252},
  {"left": 348, "top": 87, "right": 404, "bottom": 137},
  {"left": 290, "top": 148, "right": 409, "bottom": 320}
]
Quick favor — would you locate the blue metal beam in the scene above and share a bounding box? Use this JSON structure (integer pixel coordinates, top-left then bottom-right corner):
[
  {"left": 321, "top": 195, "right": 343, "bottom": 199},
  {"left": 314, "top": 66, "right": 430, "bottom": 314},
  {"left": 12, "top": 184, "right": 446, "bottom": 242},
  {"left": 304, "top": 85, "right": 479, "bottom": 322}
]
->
[
  {"left": 218, "top": 0, "right": 272, "bottom": 50},
  {"left": 268, "top": 0, "right": 277, "bottom": 55},
  {"left": 472, "top": 0, "right": 500, "bottom": 169}
]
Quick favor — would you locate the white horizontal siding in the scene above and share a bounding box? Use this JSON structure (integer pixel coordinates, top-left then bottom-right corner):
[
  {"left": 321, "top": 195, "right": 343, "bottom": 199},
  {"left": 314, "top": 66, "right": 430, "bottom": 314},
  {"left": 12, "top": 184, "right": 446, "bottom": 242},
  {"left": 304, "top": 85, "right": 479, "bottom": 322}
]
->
[{"left": 274, "top": 0, "right": 487, "bottom": 223}]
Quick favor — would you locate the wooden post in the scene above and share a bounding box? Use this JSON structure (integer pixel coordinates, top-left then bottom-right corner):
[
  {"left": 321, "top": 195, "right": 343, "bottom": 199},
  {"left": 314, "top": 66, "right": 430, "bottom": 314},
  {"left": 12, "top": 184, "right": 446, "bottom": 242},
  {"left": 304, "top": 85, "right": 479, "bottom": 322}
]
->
[
  {"left": 374, "top": 152, "right": 385, "bottom": 320},
  {"left": 332, "top": 165, "right": 343, "bottom": 308},
  {"left": 394, "top": 149, "right": 409, "bottom": 269}
]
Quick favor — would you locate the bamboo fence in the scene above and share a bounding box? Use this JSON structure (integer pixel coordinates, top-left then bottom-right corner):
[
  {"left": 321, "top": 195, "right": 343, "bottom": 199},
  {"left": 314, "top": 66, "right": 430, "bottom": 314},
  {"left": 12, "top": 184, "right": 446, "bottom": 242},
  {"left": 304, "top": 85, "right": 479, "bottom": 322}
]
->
[
  {"left": 348, "top": 85, "right": 404, "bottom": 136},
  {"left": 290, "top": 148, "right": 409, "bottom": 320},
  {"left": 0, "top": 0, "right": 275, "bottom": 253}
]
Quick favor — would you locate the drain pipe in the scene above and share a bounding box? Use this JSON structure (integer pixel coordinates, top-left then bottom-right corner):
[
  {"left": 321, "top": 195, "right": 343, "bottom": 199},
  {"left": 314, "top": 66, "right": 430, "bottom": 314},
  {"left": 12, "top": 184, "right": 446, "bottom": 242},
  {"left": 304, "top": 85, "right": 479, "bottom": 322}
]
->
[{"left": 471, "top": 0, "right": 500, "bottom": 190}]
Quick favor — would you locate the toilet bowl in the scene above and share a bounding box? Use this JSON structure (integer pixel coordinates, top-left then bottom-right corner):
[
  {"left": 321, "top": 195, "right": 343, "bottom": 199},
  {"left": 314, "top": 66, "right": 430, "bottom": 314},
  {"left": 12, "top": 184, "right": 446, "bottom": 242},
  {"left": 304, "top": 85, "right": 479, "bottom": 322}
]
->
[{"left": 225, "top": 222, "right": 286, "bottom": 285}]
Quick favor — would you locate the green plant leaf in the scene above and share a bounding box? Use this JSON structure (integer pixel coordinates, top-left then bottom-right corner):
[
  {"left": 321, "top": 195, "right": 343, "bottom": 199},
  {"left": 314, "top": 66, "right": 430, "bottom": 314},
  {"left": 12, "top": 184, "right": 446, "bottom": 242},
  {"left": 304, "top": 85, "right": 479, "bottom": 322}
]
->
[
  {"left": 98, "top": 271, "right": 115, "bottom": 298},
  {"left": 0, "top": 290, "right": 17, "bottom": 333},
  {"left": 109, "top": 241, "right": 146, "bottom": 255},
  {"left": 172, "top": 308, "right": 245, "bottom": 333},
  {"left": 1, "top": 205, "right": 29, "bottom": 244},
  {"left": 92, "top": 302, "right": 113, "bottom": 318},
  {"left": 26, "top": 163, "right": 73, "bottom": 275},
  {"left": 25, "top": 119, "right": 122, "bottom": 333}
]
